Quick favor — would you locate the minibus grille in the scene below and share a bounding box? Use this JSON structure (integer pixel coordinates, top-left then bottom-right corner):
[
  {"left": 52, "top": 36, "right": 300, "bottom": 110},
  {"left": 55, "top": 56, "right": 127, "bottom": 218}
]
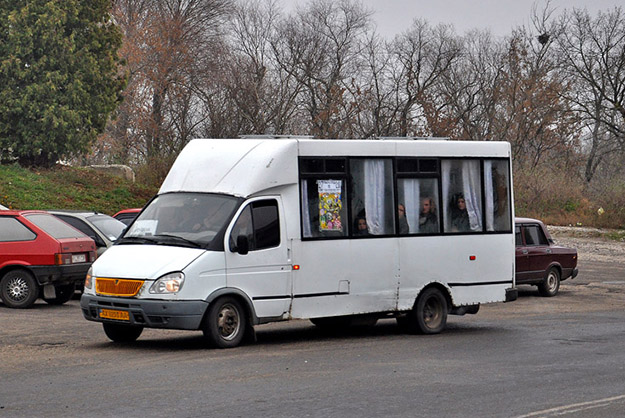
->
[{"left": 96, "top": 278, "right": 144, "bottom": 297}]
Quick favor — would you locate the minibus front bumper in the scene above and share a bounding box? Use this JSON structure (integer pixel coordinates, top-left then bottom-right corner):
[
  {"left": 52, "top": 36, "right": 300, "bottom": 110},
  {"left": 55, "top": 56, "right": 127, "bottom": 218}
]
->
[{"left": 80, "top": 294, "right": 208, "bottom": 330}]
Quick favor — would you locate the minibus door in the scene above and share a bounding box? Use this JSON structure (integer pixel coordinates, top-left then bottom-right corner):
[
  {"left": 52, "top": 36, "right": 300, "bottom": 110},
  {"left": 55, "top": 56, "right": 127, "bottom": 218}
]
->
[{"left": 225, "top": 198, "right": 292, "bottom": 319}]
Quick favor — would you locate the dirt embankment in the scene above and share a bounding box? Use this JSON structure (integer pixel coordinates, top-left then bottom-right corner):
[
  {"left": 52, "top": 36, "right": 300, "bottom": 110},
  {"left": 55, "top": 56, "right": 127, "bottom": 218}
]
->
[{"left": 548, "top": 226, "right": 625, "bottom": 263}]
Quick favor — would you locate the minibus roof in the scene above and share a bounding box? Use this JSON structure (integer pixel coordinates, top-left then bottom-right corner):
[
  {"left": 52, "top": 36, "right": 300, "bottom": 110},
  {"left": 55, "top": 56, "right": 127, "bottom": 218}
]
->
[{"left": 159, "top": 138, "right": 510, "bottom": 197}]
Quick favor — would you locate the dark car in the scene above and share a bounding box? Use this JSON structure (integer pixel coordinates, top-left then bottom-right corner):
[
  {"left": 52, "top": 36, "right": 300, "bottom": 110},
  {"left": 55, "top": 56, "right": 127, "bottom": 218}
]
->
[
  {"left": 515, "top": 217, "right": 578, "bottom": 297},
  {"left": 112, "top": 208, "right": 141, "bottom": 226},
  {"left": 0, "top": 210, "right": 97, "bottom": 308}
]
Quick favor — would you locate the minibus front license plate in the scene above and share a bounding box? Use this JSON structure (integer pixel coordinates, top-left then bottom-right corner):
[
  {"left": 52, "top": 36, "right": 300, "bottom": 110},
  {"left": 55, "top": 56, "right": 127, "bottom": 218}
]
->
[{"left": 100, "top": 309, "right": 130, "bottom": 321}]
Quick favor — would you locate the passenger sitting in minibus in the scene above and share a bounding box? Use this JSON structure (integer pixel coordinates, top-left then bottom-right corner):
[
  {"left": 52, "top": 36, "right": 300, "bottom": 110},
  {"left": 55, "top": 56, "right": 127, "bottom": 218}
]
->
[
  {"left": 450, "top": 193, "right": 470, "bottom": 232},
  {"left": 354, "top": 216, "right": 369, "bottom": 236},
  {"left": 418, "top": 197, "right": 438, "bottom": 234}
]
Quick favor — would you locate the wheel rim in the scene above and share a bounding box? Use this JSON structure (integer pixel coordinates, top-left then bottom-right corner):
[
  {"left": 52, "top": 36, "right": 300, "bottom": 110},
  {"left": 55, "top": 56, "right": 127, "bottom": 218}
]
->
[
  {"left": 6, "top": 276, "right": 30, "bottom": 303},
  {"left": 217, "top": 303, "right": 240, "bottom": 341},
  {"left": 546, "top": 271, "right": 558, "bottom": 291},
  {"left": 423, "top": 296, "right": 443, "bottom": 329}
]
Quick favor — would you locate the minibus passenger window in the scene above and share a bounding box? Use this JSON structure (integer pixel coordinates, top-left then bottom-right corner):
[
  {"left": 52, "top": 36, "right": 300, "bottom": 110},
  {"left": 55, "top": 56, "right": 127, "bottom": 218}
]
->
[
  {"left": 350, "top": 159, "right": 394, "bottom": 236},
  {"left": 301, "top": 179, "right": 348, "bottom": 238},
  {"left": 442, "top": 160, "right": 483, "bottom": 233},
  {"left": 397, "top": 178, "right": 440, "bottom": 235},
  {"left": 485, "top": 160, "right": 511, "bottom": 232}
]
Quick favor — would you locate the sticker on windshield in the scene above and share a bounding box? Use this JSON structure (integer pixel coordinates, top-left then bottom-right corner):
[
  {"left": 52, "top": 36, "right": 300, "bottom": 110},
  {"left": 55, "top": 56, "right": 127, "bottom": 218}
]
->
[{"left": 130, "top": 220, "right": 158, "bottom": 236}]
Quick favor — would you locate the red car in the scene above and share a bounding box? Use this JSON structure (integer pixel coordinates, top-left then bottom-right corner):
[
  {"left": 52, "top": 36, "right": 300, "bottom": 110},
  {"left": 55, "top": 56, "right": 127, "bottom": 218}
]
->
[
  {"left": 0, "top": 210, "right": 97, "bottom": 308},
  {"left": 112, "top": 208, "right": 141, "bottom": 226},
  {"left": 515, "top": 217, "right": 578, "bottom": 297}
]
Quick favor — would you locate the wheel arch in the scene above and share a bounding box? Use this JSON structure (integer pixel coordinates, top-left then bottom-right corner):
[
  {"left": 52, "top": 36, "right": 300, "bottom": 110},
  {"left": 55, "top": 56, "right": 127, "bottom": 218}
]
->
[
  {"left": 0, "top": 264, "right": 34, "bottom": 279},
  {"left": 204, "top": 288, "right": 260, "bottom": 325},
  {"left": 415, "top": 282, "right": 453, "bottom": 312},
  {"left": 547, "top": 262, "right": 563, "bottom": 277}
]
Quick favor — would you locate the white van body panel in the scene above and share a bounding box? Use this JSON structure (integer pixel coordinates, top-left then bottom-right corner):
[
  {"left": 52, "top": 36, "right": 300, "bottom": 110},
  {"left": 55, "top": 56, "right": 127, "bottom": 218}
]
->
[
  {"left": 159, "top": 139, "right": 299, "bottom": 197},
  {"left": 289, "top": 238, "right": 399, "bottom": 319},
  {"left": 224, "top": 196, "right": 292, "bottom": 319},
  {"left": 92, "top": 245, "right": 205, "bottom": 280}
]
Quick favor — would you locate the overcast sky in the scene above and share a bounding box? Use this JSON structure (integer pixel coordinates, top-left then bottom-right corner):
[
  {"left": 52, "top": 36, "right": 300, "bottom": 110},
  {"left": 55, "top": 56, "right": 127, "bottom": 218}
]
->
[{"left": 282, "top": 0, "right": 623, "bottom": 38}]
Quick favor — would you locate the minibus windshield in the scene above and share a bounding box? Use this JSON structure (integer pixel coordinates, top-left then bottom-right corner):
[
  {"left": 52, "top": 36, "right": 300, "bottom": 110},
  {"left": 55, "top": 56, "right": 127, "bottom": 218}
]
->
[{"left": 120, "top": 193, "right": 241, "bottom": 250}]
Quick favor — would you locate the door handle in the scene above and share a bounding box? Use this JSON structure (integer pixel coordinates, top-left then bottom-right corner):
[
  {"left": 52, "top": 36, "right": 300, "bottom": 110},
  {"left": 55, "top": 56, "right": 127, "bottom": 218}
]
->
[{"left": 522, "top": 250, "right": 528, "bottom": 254}]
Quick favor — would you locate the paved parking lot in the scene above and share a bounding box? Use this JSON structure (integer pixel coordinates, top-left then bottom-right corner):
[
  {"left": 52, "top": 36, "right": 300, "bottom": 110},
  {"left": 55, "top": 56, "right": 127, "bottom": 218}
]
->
[{"left": 1, "top": 234, "right": 625, "bottom": 417}]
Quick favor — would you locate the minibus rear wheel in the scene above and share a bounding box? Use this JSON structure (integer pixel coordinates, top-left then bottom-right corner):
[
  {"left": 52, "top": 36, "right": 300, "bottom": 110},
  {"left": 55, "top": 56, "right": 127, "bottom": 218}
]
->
[
  {"left": 102, "top": 323, "right": 143, "bottom": 343},
  {"left": 415, "top": 287, "right": 447, "bottom": 334},
  {"left": 203, "top": 296, "right": 247, "bottom": 348},
  {"left": 398, "top": 287, "right": 447, "bottom": 334}
]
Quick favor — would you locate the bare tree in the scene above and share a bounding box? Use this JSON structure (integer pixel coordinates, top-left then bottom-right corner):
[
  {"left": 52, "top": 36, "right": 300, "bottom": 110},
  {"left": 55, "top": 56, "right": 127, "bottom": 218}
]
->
[
  {"left": 271, "top": 0, "right": 372, "bottom": 138},
  {"left": 223, "top": 0, "right": 303, "bottom": 135},
  {"left": 389, "top": 20, "right": 462, "bottom": 137},
  {"left": 438, "top": 29, "right": 506, "bottom": 141},
  {"left": 556, "top": 7, "right": 625, "bottom": 182}
]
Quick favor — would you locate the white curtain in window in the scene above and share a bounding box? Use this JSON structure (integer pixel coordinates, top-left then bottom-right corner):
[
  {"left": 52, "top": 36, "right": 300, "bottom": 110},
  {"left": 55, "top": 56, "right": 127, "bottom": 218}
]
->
[
  {"left": 402, "top": 179, "right": 420, "bottom": 233},
  {"left": 462, "top": 160, "right": 482, "bottom": 231},
  {"left": 364, "top": 159, "right": 385, "bottom": 235},
  {"left": 301, "top": 180, "right": 312, "bottom": 237},
  {"left": 442, "top": 162, "right": 451, "bottom": 231},
  {"left": 484, "top": 160, "right": 495, "bottom": 231}
]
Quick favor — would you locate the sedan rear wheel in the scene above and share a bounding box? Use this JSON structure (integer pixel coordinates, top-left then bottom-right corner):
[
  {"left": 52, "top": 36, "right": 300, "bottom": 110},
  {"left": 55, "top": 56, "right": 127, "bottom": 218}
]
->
[
  {"left": 538, "top": 267, "right": 560, "bottom": 297},
  {"left": 0, "top": 270, "right": 39, "bottom": 309}
]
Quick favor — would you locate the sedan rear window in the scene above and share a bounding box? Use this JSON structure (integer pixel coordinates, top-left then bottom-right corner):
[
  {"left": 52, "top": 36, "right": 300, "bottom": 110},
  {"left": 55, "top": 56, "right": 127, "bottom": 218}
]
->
[
  {"left": 524, "top": 224, "right": 549, "bottom": 246},
  {"left": 25, "top": 214, "right": 89, "bottom": 239}
]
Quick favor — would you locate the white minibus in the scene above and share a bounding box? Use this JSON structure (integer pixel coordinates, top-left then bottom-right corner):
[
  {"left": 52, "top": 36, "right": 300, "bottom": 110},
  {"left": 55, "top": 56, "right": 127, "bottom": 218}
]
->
[{"left": 81, "top": 137, "right": 517, "bottom": 348}]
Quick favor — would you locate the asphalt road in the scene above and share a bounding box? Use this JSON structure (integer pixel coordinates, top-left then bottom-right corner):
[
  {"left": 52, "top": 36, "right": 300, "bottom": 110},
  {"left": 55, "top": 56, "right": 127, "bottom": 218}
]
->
[{"left": 1, "top": 258, "right": 625, "bottom": 418}]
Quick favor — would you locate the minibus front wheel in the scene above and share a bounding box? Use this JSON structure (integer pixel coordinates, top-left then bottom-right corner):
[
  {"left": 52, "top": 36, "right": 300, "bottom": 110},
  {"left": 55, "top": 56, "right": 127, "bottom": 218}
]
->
[{"left": 203, "top": 296, "right": 247, "bottom": 348}]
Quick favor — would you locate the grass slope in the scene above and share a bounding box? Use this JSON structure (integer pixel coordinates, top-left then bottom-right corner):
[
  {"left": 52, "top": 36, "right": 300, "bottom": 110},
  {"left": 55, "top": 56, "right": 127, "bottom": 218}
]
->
[{"left": 0, "top": 164, "right": 158, "bottom": 215}]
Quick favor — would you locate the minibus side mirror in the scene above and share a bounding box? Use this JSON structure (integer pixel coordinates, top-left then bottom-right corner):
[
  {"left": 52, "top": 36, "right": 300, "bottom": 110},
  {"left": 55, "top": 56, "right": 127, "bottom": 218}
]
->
[{"left": 236, "top": 235, "right": 249, "bottom": 255}]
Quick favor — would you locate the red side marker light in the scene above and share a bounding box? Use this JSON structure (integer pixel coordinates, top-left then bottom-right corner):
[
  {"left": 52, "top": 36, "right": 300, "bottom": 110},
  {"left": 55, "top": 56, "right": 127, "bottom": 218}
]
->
[
  {"left": 469, "top": 256, "right": 476, "bottom": 261},
  {"left": 292, "top": 265, "right": 300, "bottom": 270}
]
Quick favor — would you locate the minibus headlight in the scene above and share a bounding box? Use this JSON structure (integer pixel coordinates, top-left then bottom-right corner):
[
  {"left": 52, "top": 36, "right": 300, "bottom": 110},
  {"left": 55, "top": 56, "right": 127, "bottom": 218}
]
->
[
  {"left": 84, "top": 267, "right": 93, "bottom": 290},
  {"left": 149, "top": 272, "right": 185, "bottom": 294}
]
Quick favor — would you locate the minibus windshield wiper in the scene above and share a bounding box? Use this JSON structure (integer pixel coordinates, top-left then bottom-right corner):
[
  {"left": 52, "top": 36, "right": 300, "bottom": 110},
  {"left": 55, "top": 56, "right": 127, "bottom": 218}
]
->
[
  {"left": 153, "top": 234, "right": 203, "bottom": 248},
  {"left": 116, "top": 236, "right": 160, "bottom": 245}
]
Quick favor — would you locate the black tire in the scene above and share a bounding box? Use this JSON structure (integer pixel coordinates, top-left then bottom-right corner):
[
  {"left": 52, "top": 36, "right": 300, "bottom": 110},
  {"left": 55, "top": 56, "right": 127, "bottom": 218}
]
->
[
  {"left": 43, "top": 284, "right": 76, "bottom": 305},
  {"left": 102, "top": 323, "right": 143, "bottom": 343},
  {"left": 203, "top": 297, "right": 247, "bottom": 348},
  {"left": 398, "top": 287, "right": 448, "bottom": 334},
  {"left": 0, "top": 269, "right": 39, "bottom": 309},
  {"left": 415, "top": 287, "right": 448, "bottom": 334},
  {"left": 538, "top": 267, "right": 560, "bottom": 297}
]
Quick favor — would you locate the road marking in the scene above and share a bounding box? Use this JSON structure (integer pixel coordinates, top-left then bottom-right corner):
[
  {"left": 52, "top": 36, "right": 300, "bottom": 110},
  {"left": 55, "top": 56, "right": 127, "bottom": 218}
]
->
[{"left": 516, "top": 394, "right": 625, "bottom": 417}]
